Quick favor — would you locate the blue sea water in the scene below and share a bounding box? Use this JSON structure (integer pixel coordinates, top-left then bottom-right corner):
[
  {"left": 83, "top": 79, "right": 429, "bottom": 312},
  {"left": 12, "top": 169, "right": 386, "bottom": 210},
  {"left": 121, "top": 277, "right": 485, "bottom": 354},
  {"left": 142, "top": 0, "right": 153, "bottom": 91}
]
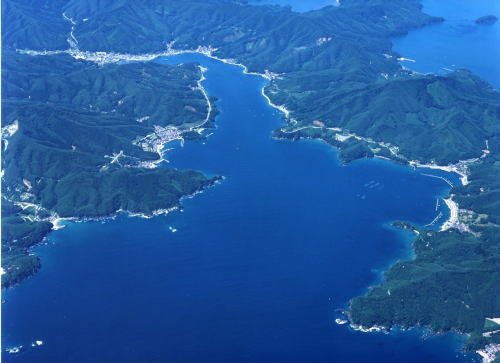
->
[
  {"left": 4, "top": 0, "right": 498, "bottom": 359},
  {"left": 249, "top": 0, "right": 338, "bottom": 13},
  {"left": 393, "top": 0, "right": 500, "bottom": 88},
  {"left": 2, "top": 53, "right": 477, "bottom": 362}
]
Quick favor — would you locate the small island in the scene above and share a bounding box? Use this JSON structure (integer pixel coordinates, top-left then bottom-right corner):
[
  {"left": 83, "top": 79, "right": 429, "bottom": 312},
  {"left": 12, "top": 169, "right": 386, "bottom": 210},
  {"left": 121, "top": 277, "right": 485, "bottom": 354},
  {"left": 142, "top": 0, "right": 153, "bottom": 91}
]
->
[{"left": 475, "top": 15, "right": 498, "bottom": 25}]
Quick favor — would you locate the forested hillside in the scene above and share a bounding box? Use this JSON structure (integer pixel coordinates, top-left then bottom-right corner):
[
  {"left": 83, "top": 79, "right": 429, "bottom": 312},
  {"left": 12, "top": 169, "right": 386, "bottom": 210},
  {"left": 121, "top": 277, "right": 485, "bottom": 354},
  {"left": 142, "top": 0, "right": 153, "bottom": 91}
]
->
[
  {"left": 2, "top": 0, "right": 499, "bottom": 353},
  {"left": 1, "top": 49, "right": 218, "bottom": 288}
]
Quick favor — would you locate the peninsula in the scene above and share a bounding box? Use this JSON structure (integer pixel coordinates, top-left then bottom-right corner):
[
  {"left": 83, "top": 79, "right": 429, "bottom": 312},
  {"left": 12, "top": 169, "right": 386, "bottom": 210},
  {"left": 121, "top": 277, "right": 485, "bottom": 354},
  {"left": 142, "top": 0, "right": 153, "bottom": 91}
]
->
[
  {"left": 1, "top": 50, "right": 219, "bottom": 288},
  {"left": 2, "top": 0, "right": 499, "bottom": 358}
]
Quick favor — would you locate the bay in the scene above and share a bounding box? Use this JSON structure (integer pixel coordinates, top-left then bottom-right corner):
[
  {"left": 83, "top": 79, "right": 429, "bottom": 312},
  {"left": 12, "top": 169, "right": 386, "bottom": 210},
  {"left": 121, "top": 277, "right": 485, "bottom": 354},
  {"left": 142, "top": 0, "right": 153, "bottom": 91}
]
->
[
  {"left": 393, "top": 0, "right": 500, "bottom": 88},
  {"left": 2, "top": 54, "right": 476, "bottom": 362}
]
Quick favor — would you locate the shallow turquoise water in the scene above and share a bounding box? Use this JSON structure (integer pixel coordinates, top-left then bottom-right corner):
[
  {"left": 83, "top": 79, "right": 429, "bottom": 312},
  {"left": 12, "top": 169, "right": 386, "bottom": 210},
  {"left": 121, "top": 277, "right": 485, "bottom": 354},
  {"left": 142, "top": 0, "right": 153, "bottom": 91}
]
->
[{"left": 2, "top": 54, "right": 476, "bottom": 362}]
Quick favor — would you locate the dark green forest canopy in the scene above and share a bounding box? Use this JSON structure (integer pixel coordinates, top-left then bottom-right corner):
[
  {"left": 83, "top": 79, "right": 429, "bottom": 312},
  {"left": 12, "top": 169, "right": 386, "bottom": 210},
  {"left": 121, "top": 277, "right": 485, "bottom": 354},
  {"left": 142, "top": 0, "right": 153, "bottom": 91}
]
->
[
  {"left": 2, "top": 51, "right": 217, "bottom": 209},
  {"left": 1, "top": 51, "right": 217, "bottom": 288},
  {"left": 270, "top": 70, "right": 499, "bottom": 164},
  {"left": 4, "top": 51, "right": 211, "bottom": 127},
  {"left": 5, "top": 0, "right": 498, "bottom": 164},
  {"left": 1, "top": 0, "right": 499, "bottom": 352},
  {"left": 348, "top": 133, "right": 500, "bottom": 350}
]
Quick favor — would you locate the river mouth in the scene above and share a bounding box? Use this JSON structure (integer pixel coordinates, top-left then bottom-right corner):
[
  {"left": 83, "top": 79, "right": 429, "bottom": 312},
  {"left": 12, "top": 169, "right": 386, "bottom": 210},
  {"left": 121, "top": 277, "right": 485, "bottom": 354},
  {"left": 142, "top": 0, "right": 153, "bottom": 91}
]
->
[{"left": 2, "top": 54, "right": 475, "bottom": 362}]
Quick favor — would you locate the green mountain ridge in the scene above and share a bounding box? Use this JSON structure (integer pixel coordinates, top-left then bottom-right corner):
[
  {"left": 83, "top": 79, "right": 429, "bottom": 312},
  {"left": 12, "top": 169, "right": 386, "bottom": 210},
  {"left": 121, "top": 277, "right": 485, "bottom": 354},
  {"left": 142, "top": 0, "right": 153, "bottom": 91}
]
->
[
  {"left": 1, "top": 0, "right": 499, "bottom": 354},
  {"left": 1, "top": 50, "right": 218, "bottom": 288},
  {"left": 271, "top": 70, "right": 499, "bottom": 164}
]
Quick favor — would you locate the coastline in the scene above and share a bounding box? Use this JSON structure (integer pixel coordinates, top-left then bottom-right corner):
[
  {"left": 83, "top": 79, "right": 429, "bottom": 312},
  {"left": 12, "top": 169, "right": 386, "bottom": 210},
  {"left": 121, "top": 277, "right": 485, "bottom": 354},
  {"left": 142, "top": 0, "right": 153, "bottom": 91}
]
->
[
  {"left": 133, "top": 65, "right": 215, "bottom": 169},
  {"left": 47, "top": 175, "right": 223, "bottom": 229},
  {"left": 157, "top": 42, "right": 480, "bottom": 268},
  {"left": 14, "top": 0, "right": 488, "bottom": 238},
  {"left": 16, "top": 39, "right": 476, "bottom": 286},
  {"left": 194, "top": 65, "right": 214, "bottom": 129},
  {"left": 13, "top": 21, "right": 494, "bottom": 360},
  {"left": 2, "top": 175, "right": 223, "bottom": 290},
  {"left": 171, "top": 46, "right": 490, "bottom": 355},
  {"left": 477, "top": 344, "right": 500, "bottom": 363},
  {"left": 440, "top": 198, "right": 460, "bottom": 231}
]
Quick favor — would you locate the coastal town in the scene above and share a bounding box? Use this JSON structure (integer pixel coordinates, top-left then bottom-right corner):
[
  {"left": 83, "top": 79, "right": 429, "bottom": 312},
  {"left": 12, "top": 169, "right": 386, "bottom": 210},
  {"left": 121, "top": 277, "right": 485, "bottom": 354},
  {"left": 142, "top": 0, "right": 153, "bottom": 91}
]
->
[{"left": 4, "top": 2, "right": 498, "bottom": 362}]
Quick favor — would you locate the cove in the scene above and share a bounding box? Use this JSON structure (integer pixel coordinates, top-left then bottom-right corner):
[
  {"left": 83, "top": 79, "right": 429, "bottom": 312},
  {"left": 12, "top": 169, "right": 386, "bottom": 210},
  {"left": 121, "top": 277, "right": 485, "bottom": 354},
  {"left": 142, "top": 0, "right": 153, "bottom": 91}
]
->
[
  {"left": 1, "top": 54, "right": 478, "bottom": 362},
  {"left": 393, "top": 0, "right": 500, "bottom": 88}
]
